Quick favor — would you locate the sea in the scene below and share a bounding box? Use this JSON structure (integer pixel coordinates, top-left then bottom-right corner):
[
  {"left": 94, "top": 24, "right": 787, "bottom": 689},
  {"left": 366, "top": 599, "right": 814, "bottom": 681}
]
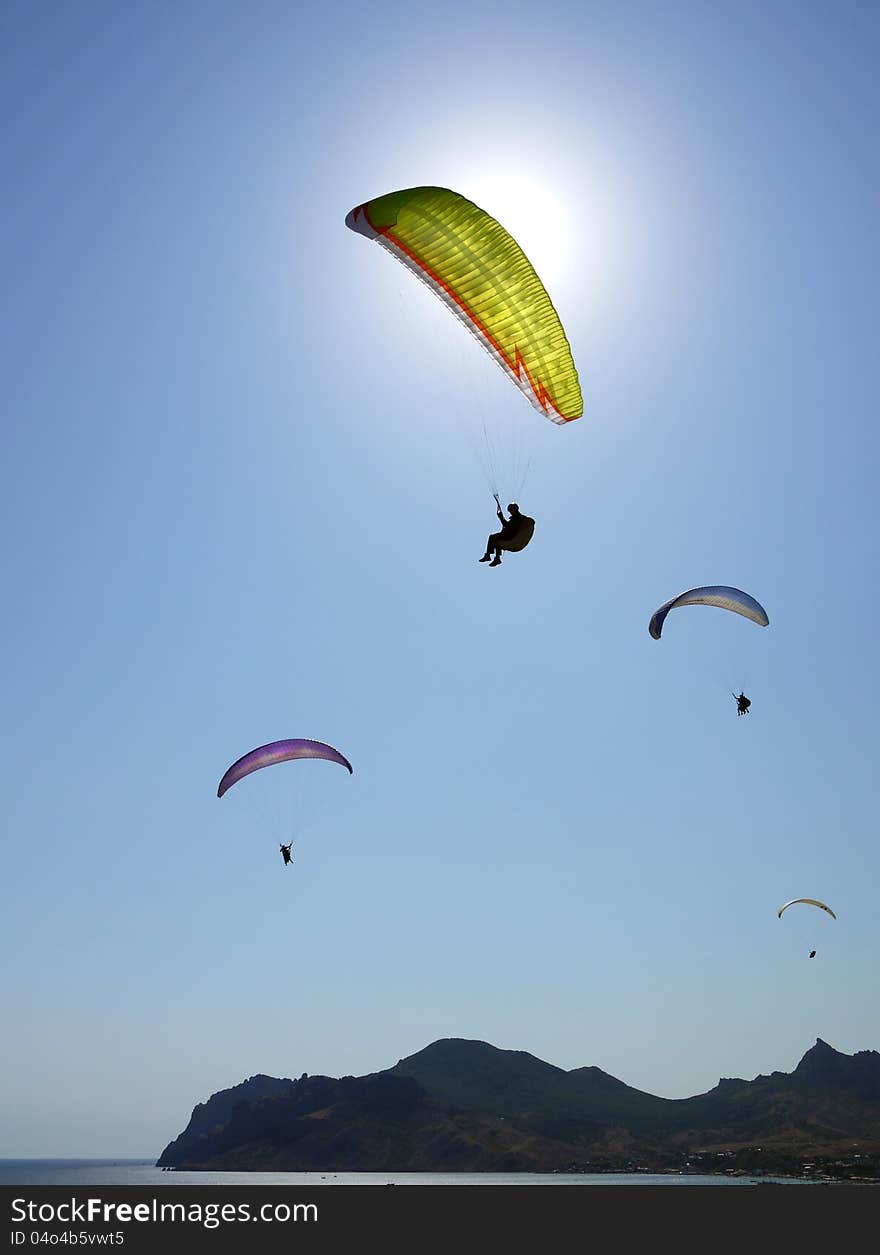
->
[{"left": 0, "top": 1160, "right": 810, "bottom": 1186}]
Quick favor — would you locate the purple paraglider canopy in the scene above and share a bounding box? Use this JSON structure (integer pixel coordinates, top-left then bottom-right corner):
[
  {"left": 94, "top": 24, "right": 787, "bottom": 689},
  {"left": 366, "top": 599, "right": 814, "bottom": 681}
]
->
[{"left": 217, "top": 739, "right": 353, "bottom": 798}]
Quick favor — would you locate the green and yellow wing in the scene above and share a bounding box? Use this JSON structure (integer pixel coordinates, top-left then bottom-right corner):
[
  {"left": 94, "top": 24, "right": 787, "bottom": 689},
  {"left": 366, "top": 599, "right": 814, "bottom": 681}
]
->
[{"left": 346, "top": 186, "right": 582, "bottom": 423}]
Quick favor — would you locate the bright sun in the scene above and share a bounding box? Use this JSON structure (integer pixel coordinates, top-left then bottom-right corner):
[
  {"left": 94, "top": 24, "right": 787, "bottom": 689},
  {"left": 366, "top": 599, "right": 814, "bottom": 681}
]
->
[{"left": 461, "top": 172, "right": 573, "bottom": 286}]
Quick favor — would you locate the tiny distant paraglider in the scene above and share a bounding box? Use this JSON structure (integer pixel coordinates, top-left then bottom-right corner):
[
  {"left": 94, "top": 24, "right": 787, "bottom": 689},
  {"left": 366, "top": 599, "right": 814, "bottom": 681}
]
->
[
  {"left": 734, "top": 691, "right": 751, "bottom": 716},
  {"left": 217, "top": 739, "right": 353, "bottom": 869},
  {"left": 777, "top": 899, "right": 837, "bottom": 920},
  {"left": 778, "top": 900, "right": 836, "bottom": 961}
]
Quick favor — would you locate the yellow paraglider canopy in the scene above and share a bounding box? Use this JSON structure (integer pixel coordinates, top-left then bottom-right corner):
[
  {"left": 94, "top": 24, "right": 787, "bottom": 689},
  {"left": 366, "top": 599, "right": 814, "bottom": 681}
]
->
[{"left": 346, "top": 186, "right": 582, "bottom": 424}]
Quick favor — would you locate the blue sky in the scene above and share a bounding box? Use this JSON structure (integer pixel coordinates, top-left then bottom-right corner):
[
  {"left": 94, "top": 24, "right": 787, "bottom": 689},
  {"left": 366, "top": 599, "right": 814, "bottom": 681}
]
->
[{"left": 2, "top": 0, "right": 878, "bottom": 1156}]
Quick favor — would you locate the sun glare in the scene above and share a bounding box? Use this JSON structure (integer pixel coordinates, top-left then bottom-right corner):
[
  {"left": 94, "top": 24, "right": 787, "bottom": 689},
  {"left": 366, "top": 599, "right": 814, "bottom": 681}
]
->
[{"left": 463, "top": 173, "right": 573, "bottom": 286}]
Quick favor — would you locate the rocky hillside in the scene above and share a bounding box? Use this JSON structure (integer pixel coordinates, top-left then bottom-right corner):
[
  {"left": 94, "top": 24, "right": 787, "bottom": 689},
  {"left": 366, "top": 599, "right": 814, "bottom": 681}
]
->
[{"left": 157, "top": 1037, "right": 880, "bottom": 1175}]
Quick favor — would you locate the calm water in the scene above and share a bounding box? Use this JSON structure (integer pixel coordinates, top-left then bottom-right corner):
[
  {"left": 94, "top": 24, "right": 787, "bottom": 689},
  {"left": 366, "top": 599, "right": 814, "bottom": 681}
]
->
[{"left": 0, "top": 1160, "right": 808, "bottom": 1186}]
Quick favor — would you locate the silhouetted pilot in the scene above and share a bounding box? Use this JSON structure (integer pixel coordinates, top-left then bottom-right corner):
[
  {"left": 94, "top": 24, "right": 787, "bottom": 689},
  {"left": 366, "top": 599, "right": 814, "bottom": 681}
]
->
[
  {"left": 479, "top": 501, "right": 535, "bottom": 567},
  {"left": 280, "top": 842, "right": 293, "bottom": 866}
]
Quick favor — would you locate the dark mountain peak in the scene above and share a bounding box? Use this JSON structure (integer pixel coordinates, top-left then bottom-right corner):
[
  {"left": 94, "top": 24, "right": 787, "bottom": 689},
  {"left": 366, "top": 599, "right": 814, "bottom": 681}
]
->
[
  {"left": 396, "top": 1038, "right": 564, "bottom": 1078},
  {"left": 191, "top": 1073, "right": 293, "bottom": 1116},
  {"left": 794, "top": 1038, "right": 847, "bottom": 1076},
  {"left": 157, "top": 1072, "right": 295, "bottom": 1167},
  {"left": 391, "top": 1039, "right": 673, "bottom": 1138},
  {"left": 566, "top": 1064, "right": 647, "bottom": 1096},
  {"left": 791, "top": 1039, "right": 880, "bottom": 1097},
  {"left": 243, "top": 1072, "right": 291, "bottom": 1089},
  {"left": 713, "top": 1077, "right": 748, "bottom": 1092}
]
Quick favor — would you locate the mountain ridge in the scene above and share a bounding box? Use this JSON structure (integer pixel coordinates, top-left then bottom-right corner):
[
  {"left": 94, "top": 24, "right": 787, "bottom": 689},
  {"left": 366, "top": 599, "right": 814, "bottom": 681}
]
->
[{"left": 157, "top": 1036, "right": 880, "bottom": 1177}]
